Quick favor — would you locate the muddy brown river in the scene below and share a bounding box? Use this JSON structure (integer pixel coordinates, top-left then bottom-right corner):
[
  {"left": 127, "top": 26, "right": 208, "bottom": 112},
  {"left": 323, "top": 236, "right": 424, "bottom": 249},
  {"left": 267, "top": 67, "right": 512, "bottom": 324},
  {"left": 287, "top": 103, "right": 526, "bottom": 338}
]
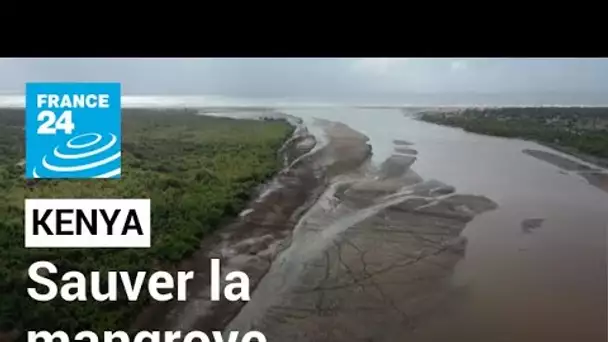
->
[{"left": 221, "top": 107, "right": 608, "bottom": 341}]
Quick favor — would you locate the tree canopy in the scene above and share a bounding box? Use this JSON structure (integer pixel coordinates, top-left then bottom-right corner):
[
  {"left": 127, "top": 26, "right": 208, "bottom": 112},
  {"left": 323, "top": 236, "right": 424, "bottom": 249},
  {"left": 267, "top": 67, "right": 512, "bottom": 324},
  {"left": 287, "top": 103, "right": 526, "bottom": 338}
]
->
[{"left": 0, "top": 109, "right": 293, "bottom": 339}]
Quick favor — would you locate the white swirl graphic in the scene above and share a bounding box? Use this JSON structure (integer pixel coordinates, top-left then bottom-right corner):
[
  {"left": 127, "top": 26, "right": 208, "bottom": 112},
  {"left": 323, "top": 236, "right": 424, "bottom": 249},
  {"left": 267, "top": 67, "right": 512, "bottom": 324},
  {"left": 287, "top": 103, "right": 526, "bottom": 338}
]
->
[
  {"left": 33, "top": 132, "right": 121, "bottom": 178},
  {"left": 53, "top": 134, "right": 117, "bottom": 160},
  {"left": 67, "top": 133, "right": 102, "bottom": 149}
]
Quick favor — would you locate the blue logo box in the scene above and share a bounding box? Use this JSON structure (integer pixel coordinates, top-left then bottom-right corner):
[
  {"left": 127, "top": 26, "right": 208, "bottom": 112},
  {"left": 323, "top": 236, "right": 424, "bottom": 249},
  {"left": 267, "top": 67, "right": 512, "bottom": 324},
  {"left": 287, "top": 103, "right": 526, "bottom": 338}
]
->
[{"left": 25, "top": 82, "right": 121, "bottom": 179}]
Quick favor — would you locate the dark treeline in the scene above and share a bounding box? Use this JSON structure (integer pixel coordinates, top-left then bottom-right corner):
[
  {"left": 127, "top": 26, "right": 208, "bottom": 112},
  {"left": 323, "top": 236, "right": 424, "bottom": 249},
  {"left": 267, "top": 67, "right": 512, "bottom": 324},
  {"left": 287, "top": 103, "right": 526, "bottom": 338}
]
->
[
  {"left": 0, "top": 109, "right": 293, "bottom": 339},
  {"left": 418, "top": 107, "right": 608, "bottom": 159}
]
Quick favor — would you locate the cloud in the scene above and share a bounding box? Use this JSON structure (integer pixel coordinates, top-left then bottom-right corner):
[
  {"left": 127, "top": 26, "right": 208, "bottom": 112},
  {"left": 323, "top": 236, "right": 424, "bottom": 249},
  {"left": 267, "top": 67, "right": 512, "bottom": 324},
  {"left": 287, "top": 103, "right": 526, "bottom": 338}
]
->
[
  {"left": 450, "top": 60, "right": 467, "bottom": 71},
  {"left": 0, "top": 58, "right": 606, "bottom": 101},
  {"left": 351, "top": 58, "right": 410, "bottom": 76}
]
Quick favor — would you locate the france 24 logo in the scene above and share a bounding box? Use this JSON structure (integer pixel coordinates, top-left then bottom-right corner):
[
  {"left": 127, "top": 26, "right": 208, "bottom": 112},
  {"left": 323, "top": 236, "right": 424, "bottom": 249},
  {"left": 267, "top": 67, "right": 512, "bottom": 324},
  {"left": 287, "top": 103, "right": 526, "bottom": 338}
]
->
[{"left": 25, "top": 83, "right": 121, "bottom": 179}]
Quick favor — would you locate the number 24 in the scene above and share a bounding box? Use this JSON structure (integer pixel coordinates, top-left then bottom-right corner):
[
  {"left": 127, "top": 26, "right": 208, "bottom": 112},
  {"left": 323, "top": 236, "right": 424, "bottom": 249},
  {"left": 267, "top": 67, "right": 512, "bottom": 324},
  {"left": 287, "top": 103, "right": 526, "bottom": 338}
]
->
[{"left": 37, "top": 110, "right": 75, "bottom": 135}]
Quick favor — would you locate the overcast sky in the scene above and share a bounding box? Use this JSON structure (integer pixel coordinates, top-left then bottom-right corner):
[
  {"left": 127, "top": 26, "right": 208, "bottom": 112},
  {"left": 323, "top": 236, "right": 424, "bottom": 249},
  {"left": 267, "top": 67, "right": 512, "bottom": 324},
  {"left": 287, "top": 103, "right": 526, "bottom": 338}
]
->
[{"left": 1, "top": 58, "right": 607, "bottom": 104}]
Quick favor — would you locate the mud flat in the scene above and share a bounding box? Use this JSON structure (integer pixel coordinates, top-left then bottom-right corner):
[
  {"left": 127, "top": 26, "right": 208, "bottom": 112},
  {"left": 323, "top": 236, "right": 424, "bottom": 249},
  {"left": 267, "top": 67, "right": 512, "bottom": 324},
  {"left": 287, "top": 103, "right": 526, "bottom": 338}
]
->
[
  {"left": 543, "top": 142, "right": 608, "bottom": 169},
  {"left": 131, "top": 117, "right": 372, "bottom": 335},
  {"left": 580, "top": 172, "right": 608, "bottom": 193},
  {"left": 393, "top": 139, "right": 413, "bottom": 146},
  {"left": 522, "top": 148, "right": 608, "bottom": 193},
  {"left": 522, "top": 149, "right": 599, "bottom": 172},
  {"left": 225, "top": 137, "right": 498, "bottom": 341}
]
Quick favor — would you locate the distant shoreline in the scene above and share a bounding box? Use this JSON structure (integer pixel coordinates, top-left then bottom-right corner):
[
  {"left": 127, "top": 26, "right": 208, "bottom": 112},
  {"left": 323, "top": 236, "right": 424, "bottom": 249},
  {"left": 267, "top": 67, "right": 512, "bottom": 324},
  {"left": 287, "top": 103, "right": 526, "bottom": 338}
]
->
[
  {"left": 2, "top": 95, "right": 608, "bottom": 109},
  {"left": 417, "top": 108, "right": 608, "bottom": 170}
]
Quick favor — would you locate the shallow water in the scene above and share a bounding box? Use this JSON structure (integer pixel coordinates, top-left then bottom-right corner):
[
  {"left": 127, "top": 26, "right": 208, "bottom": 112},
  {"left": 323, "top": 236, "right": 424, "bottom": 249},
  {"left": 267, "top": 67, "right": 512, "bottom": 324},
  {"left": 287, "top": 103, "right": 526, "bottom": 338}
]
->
[{"left": 280, "top": 107, "right": 608, "bottom": 341}]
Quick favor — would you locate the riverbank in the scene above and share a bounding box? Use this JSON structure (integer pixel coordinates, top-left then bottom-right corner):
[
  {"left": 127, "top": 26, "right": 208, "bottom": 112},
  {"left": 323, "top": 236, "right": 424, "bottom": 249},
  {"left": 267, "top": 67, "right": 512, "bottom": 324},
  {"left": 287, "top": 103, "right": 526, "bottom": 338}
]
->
[
  {"left": 131, "top": 116, "right": 373, "bottom": 334},
  {"left": 415, "top": 108, "right": 608, "bottom": 194},
  {"left": 415, "top": 108, "right": 608, "bottom": 166}
]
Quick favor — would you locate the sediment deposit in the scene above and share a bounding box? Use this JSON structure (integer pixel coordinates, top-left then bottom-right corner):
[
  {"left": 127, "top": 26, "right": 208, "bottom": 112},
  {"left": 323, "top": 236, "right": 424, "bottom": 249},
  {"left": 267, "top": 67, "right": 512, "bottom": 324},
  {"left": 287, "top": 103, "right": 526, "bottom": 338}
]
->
[{"left": 226, "top": 126, "right": 498, "bottom": 342}]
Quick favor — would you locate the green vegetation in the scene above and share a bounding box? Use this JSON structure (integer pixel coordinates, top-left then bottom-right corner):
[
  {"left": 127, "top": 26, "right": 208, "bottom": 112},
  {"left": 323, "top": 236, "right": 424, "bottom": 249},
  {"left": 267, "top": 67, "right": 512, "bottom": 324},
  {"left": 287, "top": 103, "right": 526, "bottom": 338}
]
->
[
  {"left": 0, "top": 109, "right": 293, "bottom": 338},
  {"left": 418, "top": 107, "right": 608, "bottom": 161}
]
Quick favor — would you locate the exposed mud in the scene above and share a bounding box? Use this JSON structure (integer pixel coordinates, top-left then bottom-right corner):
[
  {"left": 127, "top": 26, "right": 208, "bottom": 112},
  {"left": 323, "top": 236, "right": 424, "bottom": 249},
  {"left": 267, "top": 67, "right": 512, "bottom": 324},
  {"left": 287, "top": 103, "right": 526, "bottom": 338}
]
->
[
  {"left": 580, "top": 172, "right": 608, "bottom": 193},
  {"left": 523, "top": 149, "right": 598, "bottom": 172},
  {"left": 523, "top": 148, "right": 608, "bottom": 193},
  {"left": 521, "top": 218, "right": 545, "bottom": 233},
  {"left": 394, "top": 147, "right": 418, "bottom": 155},
  {"left": 225, "top": 138, "right": 498, "bottom": 341},
  {"left": 131, "top": 118, "right": 372, "bottom": 336},
  {"left": 393, "top": 139, "right": 413, "bottom": 146}
]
